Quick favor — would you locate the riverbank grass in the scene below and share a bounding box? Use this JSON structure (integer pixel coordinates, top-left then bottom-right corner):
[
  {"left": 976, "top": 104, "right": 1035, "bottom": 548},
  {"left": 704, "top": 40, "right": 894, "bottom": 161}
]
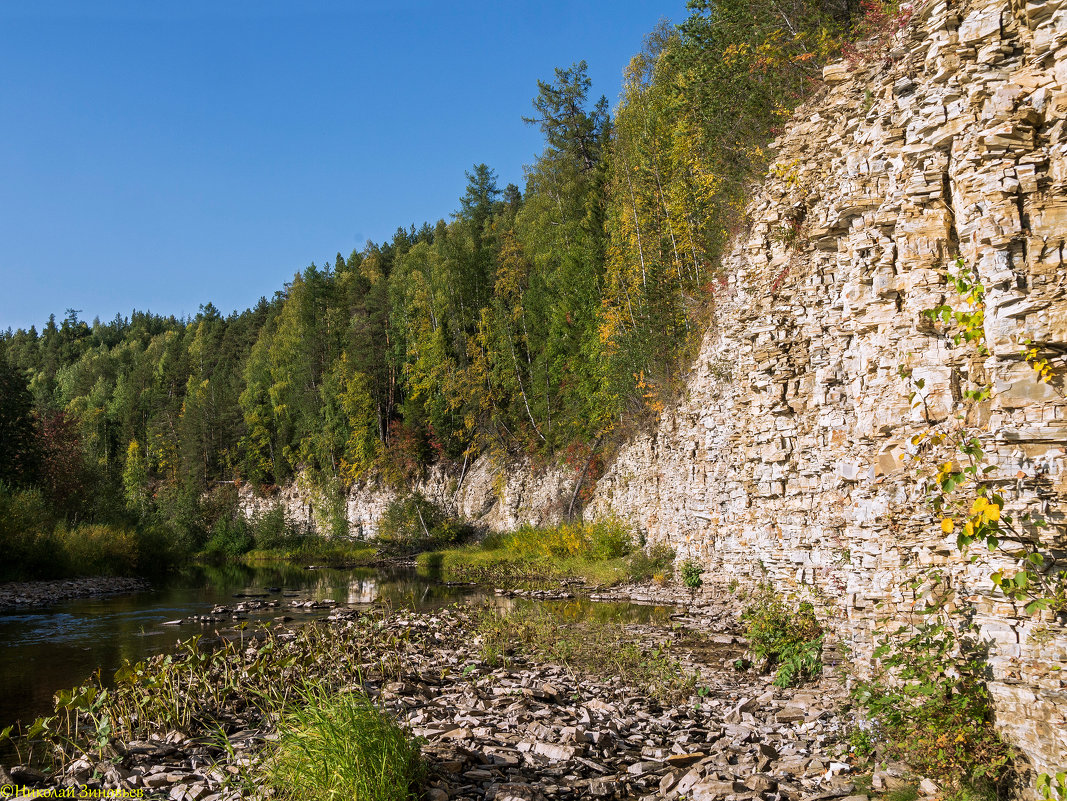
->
[
  {"left": 263, "top": 685, "right": 423, "bottom": 801},
  {"left": 239, "top": 541, "right": 379, "bottom": 568},
  {"left": 416, "top": 520, "right": 674, "bottom": 588}
]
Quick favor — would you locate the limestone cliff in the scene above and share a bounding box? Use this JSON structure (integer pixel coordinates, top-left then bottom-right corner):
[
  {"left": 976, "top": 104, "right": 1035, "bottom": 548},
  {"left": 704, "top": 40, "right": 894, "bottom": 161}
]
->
[
  {"left": 240, "top": 457, "right": 578, "bottom": 541},
  {"left": 587, "top": 0, "right": 1067, "bottom": 777}
]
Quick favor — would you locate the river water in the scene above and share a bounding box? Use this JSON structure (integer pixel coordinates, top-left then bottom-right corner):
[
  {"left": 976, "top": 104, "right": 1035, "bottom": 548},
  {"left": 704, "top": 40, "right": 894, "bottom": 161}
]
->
[{"left": 0, "top": 563, "right": 671, "bottom": 735}]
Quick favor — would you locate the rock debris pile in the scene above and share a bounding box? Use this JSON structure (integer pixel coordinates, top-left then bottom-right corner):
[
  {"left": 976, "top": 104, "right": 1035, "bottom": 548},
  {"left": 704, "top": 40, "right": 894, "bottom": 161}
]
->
[{"left": 7, "top": 599, "right": 921, "bottom": 801}]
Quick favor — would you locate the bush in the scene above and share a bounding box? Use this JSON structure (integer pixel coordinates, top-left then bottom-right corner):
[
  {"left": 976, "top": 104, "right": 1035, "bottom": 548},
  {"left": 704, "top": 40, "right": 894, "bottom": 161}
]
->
[
  {"left": 376, "top": 493, "right": 475, "bottom": 555},
  {"left": 0, "top": 485, "right": 58, "bottom": 579},
  {"left": 0, "top": 484, "right": 158, "bottom": 579},
  {"left": 853, "top": 610, "right": 1014, "bottom": 795},
  {"left": 263, "top": 686, "right": 423, "bottom": 801},
  {"left": 493, "top": 519, "right": 635, "bottom": 561},
  {"left": 742, "top": 584, "right": 823, "bottom": 687},
  {"left": 248, "top": 506, "right": 303, "bottom": 550},
  {"left": 53, "top": 523, "right": 139, "bottom": 576},
  {"left": 203, "top": 515, "right": 255, "bottom": 558},
  {"left": 629, "top": 543, "right": 676, "bottom": 582},
  {"left": 680, "top": 560, "right": 704, "bottom": 589}
]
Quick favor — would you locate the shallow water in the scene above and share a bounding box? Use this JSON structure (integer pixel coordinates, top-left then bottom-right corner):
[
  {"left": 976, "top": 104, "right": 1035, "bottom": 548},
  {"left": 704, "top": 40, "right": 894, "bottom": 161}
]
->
[{"left": 0, "top": 564, "right": 671, "bottom": 734}]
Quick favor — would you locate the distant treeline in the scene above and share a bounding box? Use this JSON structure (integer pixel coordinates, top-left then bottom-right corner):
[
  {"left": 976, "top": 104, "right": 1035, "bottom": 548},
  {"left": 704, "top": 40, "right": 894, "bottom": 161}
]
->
[{"left": 0, "top": 0, "right": 865, "bottom": 561}]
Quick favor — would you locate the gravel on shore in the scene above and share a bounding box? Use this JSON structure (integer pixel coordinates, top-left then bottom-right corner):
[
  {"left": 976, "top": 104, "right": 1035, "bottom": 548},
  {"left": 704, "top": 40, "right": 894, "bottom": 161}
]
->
[{"left": 0, "top": 576, "right": 150, "bottom": 611}]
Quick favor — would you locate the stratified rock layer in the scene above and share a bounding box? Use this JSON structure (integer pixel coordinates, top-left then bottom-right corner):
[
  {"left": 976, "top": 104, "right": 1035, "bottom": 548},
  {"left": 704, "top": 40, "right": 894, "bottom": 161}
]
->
[{"left": 588, "top": 0, "right": 1067, "bottom": 777}]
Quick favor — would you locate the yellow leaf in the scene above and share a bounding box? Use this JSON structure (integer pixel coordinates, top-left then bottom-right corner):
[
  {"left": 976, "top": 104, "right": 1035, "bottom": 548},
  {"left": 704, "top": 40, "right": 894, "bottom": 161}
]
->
[{"left": 941, "top": 518, "right": 954, "bottom": 534}]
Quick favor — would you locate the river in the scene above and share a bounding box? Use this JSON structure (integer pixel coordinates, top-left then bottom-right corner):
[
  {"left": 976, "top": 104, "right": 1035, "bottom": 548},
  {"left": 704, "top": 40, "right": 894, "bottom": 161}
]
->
[{"left": 0, "top": 563, "right": 671, "bottom": 737}]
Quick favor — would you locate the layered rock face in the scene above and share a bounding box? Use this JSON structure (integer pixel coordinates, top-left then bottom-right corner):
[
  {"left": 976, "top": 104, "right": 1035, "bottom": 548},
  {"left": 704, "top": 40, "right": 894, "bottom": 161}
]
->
[
  {"left": 588, "top": 0, "right": 1067, "bottom": 776},
  {"left": 241, "top": 458, "right": 578, "bottom": 541}
]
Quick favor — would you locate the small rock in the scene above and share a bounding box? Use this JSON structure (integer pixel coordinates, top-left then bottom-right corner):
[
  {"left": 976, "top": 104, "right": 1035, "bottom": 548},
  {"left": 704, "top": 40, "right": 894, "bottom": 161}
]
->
[
  {"left": 919, "top": 778, "right": 940, "bottom": 796},
  {"left": 665, "top": 752, "right": 705, "bottom": 768},
  {"left": 532, "top": 741, "right": 576, "bottom": 761},
  {"left": 872, "top": 771, "right": 911, "bottom": 792},
  {"left": 776, "top": 707, "right": 806, "bottom": 723},
  {"left": 10, "top": 766, "right": 46, "bottom": 785},
  {"left": 493, "top": 783, "right": 543, "bottom": 801},
  {"left": 675, "top": 769, "right": 703, "bottom": 796},
  {"left": 589, "top": 777, "right": 616, "bottom": 797}
]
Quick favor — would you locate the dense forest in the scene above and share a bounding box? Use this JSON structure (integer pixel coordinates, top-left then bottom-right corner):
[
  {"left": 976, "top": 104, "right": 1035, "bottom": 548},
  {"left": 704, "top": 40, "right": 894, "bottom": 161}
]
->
[{"left": 0, "top": 0, "right": 870, "bottom": 574}]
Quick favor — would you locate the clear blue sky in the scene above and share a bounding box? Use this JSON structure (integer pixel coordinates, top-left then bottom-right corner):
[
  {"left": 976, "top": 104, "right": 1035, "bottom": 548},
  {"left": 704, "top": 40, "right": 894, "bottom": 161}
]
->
[{"left": 0, "top": 0, "right": 691, "bottom": 332}]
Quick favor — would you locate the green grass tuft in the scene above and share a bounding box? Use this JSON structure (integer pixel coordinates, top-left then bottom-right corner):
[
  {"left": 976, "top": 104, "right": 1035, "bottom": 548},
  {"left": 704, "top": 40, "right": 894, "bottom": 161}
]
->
[{"left": 263, "top": 685, "right": 423, "bottom": 801}]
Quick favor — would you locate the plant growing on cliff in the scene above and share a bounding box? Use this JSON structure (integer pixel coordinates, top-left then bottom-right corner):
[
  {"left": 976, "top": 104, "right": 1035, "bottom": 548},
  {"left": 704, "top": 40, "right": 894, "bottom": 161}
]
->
[
  {"left": 863, "top": 257, "right": 1066, "bottom": 795},
  {"left": 742, "top": 584, "right": 823, "bottom": 687},
  {"left": 680, "top": 559, "right": 704, "bottom": 589},
  {"left": 376, "top": 493, "right": 474, "bottom": 555},
  {"left": 1038, "top": 772, "right": 1067, "bottom": 801},
  {"left": 853, "top": 581, "right": 1014, "bottom": 796},
  {"left": 910, "top": 257, "right": 1067, "bottom": 613}
]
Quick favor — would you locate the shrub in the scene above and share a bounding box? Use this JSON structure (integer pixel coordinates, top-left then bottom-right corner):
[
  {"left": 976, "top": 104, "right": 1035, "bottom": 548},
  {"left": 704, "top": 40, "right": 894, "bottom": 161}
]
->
[
  {"left": 53, "top": 523, "right": 139, "bottom": 576},
  {"left": 203, "top": 515, "right": 254, "bottom": 558},
  {"left": 0, "top": 484, "right": 157, "bottom": 579},
  {"left": 376, "top": 493, "right": 475, "bottom": 555},
  {"left": 680, "top": 560, "right": 704, "bottom": 589},
  {"left": 495, "top": 519, "right": 635, "bottom": 561},
  {"left": 263, "top": 686, "right": 423, "bottom": 801},
  {"left": 630, "top": 543, "right": 676, "bottom": 582},
  {"left": 249, "top": 506, "right": 303, "bottom": 550},
  {"left": 742, "top": 584, "right": 823, "bottom": 687},
  {"left": 853, "top": 610, "right": 1014, "bottom": 794},
  {"left": 0, "top": 485, "right": 58, "bottom": 579}
]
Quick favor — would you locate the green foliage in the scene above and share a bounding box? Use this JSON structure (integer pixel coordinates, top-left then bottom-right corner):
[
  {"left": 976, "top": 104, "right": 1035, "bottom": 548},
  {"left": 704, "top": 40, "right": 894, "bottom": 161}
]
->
[
  {"left": 864, "top": 256, "right": 1064, "bottom": 796},
  {"left": 417, "top": 521, "right": 666, "bottom": 589},
  {"left": 680, "top": 559, "right": 704, "bottom": 589},
  {"left": 910, "top": 259, "right": 1067, "bottom": 613},
  {"left": 847, "top": 726, "right": 875, "bottom": 759},
  {"left": 494, "top": 519, "right": 636, "bottom": 561},
  {"left": 1039, "top": 772, "right": 1067, "bottom": 801},
  {"left": 122, "top": 439, "right": 149, "bottom": 515},
  {"left": 853, "top": 606, "right": 1014, "bottom": 795},
  {"left": 741, "top": 585, "right": 823, "bottom": 687},
  {"left": 628, "top": 543, "right": 676, "bottom": 582},
  {"left": 922, "top": 258, "right": 989, "bottom": 356},
  {"left": 263, "top": 687, "right": 423, "bottom": 801},
  {"left": 0, "top": 483, "right": 156, "bottom": 580},
  {"left": 203, "top": 515, "right": 255, "bottom": 558},
  {"left": 0, "top": 357, "right": 40, "bottom": 486},
  {"left": 376, "top": 493, "right": 475, "bottom": 555}
]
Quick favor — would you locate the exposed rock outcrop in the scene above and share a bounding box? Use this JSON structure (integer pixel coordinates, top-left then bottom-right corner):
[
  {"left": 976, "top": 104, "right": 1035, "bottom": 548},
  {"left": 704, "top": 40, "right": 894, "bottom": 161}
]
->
[
  {"left": 588, "top": 0, "right": 1067, "bottom": 777},
  {"left": 240, "top": 458, "right": 578, "bottom": 541}
]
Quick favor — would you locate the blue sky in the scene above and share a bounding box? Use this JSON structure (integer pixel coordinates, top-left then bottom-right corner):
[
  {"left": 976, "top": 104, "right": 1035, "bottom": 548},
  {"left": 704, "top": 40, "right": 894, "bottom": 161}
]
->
[{"left": 0, "top": 1, "right": 691, "bottom": 332}]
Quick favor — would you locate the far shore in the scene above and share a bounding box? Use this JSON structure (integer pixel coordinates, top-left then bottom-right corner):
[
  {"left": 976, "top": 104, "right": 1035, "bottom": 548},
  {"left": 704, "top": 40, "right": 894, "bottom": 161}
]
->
[{"left": 0, "top": 576, "right": 150, "bottom": 611}]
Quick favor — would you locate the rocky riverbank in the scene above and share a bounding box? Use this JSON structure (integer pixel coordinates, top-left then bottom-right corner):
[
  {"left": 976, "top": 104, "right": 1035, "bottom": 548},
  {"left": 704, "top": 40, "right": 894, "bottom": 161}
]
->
[
  {"left": 0, "top": 576, "right": 149, "bottom": 611},
  {"left": 2, "top": 588, "right": 946, "bottom": 801}
]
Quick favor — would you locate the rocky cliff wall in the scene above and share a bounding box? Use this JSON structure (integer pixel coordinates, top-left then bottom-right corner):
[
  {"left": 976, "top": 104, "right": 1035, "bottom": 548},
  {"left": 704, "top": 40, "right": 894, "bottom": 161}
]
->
[
  {"left": 240, "top": 456, "right": 577, "bottom": 541},
  {"left": 587, "top": 0, "right": 1067, "bottom": 777}
]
